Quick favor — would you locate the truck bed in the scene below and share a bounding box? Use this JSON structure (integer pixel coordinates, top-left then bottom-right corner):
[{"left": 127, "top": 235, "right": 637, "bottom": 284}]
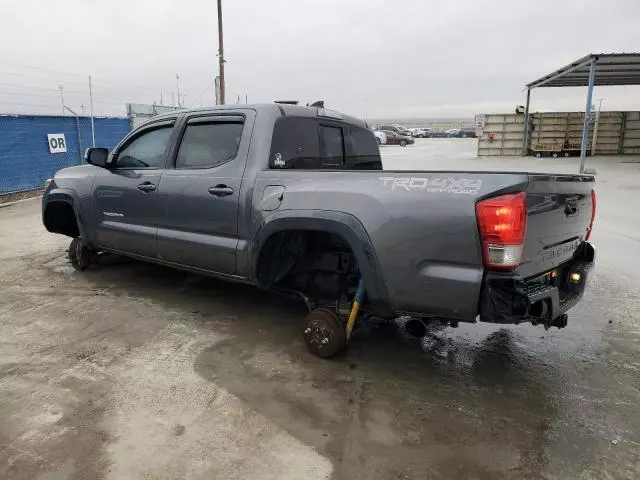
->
[{"left": 253, "top": 168, "right": 595, "bottom": 322}]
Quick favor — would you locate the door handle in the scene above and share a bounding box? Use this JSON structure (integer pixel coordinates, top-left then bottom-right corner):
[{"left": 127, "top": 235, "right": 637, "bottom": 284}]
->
[
  {"left": 208, "top": 185, "right": 234, "bottom": 197},
  {"left": 137, "top": 182, "right": 157, "bottom": 193}
]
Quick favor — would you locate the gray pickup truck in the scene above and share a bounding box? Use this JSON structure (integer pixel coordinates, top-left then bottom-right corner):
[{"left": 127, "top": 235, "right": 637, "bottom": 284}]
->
[{"left": 43, "top": 103, "right": 596, "bottom": 357}]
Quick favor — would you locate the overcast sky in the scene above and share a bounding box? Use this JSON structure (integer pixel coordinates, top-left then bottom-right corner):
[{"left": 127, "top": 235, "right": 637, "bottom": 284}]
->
[{"left": 1, "top": 0, "right": 639, "bottom": 118}]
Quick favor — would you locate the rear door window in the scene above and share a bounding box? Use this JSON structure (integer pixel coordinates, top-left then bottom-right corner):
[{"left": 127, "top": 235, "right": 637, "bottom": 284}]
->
[{"left": 175, "top": 121, "right": 243, "bottom": 169}]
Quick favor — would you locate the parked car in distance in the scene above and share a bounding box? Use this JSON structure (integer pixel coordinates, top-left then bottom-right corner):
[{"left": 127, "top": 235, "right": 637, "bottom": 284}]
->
[
  {"left": 425, "top": 129, "right": 449, "bottom": 138},
  {"left": 411, "top": 128, "right": 431, "bottom": 138},
  {"left": 373, "top": 130, "right": 387, "bottom": 145},
  {"left": 445, "top": 128, "right": 461, "bottom": 137},
  {"left": 460, "top": 128, "right": 477, "bottom": 138},
  {"left": 381, "top": 130, "right": 415, "bottom": 146},
  {"left": 378, "top": 125, "right": 412, "bottom": 137}
]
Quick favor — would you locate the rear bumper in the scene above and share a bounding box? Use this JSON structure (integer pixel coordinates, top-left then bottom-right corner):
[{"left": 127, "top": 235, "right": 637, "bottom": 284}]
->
[{"left": 479, "top": 242, "right": 595, "bottom": 328}]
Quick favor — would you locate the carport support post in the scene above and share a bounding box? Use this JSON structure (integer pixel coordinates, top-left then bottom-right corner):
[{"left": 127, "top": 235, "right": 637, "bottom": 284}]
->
[
  {"left": 580, "top": 58, "right": 597, "bottom": 173},
  {"left": 522, "top": 87, "right": 531, "bottom": 156}
]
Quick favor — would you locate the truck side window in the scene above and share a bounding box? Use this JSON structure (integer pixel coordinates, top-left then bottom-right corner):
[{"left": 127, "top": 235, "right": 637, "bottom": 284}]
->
[
  {"left": 115, "top": 126, "right": 173, "bottom": 169},
  {"left": 319, "top": 125, "right": 344, "bottom": 168},
  {"left": 344, "top": 126, "right": 382, "bottom": 170},
  {"left": 269, "top": 117, "right": 320, "bottom": 169},
  {"left": 176, "top": 122, "right": 243, "bottom": 169}
]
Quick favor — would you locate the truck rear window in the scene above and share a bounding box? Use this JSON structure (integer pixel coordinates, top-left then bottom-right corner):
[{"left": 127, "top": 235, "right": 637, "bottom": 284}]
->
[{"left": 269, "top": 117, "right": 381, "bottom": 170}]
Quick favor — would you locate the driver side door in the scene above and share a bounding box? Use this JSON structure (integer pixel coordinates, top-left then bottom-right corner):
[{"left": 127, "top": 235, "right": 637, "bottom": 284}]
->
[{"left": 89, "top": 119, "right": 176, "bottom": 258}]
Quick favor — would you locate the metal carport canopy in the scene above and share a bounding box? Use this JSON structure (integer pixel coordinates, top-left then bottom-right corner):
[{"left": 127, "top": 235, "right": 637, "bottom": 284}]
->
[{"left": 522, "top": 53, "right": 640, "bottom": 172}]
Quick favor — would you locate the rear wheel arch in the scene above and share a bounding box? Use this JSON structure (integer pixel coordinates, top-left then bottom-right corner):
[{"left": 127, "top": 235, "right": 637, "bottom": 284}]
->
[{"left": 252, "top": 212, "right": 390, "bottom": 310}]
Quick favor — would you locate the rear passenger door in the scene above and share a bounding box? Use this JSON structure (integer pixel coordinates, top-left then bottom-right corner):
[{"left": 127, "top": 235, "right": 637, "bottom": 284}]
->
[{"left": 156, "top": 111, "right": 254, "bottom": 274}]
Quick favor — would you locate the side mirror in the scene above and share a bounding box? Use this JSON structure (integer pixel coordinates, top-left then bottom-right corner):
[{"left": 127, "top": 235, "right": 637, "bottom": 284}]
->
[{"left": 85, "top": 147, "right": 110, "bottom": 167}]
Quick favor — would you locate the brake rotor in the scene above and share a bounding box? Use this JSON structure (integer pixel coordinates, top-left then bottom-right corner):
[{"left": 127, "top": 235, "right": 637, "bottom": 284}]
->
[{"left": 302, "top": 308, "right": 346, "bottom": 358}]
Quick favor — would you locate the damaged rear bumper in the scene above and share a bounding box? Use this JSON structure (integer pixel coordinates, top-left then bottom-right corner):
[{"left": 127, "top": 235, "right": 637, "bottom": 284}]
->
[{"left": 479, "top": 242, "right": 595, "bottom": 328}]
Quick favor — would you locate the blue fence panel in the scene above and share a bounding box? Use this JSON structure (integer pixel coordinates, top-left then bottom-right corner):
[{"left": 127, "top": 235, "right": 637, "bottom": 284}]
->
[
  {"left": 0, "top": 114, "right": 130, "bottom": 194},
  {"left": 92, "top": 117, "right": 132, "bottom": 150}
]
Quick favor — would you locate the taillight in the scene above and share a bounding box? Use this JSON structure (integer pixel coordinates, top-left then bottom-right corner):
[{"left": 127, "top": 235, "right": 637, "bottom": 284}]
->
[
  {"left": 476, "top": 192, "right": 527, "bottom": 270},
  {"left": 585, "top": 189, "right": 596, "bottom": 241}
]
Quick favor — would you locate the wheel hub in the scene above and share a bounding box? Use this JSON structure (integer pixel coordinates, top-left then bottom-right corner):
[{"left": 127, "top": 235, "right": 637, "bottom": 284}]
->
[{"left": 302, "top": 308, "right": 346, "bottom": 358}]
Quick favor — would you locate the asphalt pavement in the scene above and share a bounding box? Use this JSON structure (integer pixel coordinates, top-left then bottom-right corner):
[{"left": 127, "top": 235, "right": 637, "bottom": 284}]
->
[{"left": 1, "top": 139, "right": 639, "bottom": 479}]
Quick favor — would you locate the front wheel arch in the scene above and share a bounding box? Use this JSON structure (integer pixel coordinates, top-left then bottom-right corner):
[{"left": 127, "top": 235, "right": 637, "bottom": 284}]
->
[{"left": 43, "top": 200, "right": 80, "bottom": 238}]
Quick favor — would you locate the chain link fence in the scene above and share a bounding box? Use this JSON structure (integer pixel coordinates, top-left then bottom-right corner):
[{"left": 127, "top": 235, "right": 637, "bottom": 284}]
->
[
  {"left": 0, "top": 62, "right": 182, "bottom": 195},
  {"left": 127, "top": 103, "right": 180, "bottom": 129},
  {"left": 0, "top": 114, "right": 130, "bottom": 194}
]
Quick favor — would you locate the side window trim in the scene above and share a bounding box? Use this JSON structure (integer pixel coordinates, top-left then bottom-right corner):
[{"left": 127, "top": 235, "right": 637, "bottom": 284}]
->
[
  {"left": 187, "top": 114, "right": 245, "bottom": 125},
  {"left": 112, "top": 120, "right": 175, "bottom": 170}
]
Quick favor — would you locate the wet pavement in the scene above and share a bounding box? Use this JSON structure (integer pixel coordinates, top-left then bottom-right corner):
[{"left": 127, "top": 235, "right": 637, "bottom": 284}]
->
[{"left": 1, "top": 141, "right": 639, "bottom": 479}]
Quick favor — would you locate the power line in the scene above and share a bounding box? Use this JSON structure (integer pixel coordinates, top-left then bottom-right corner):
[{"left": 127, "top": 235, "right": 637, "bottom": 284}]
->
[
  {"left": 0, "top": 79, "right": 158, "bottom": 102},
  {"left": 0, "top": 60, "right": 89, "bottom": 79},
  {"left": 0, "top": 60, "right": 164, "bottom": 93},
  {"left": 0, "top": 61, "right": 194, "bottom": 108},
  {"left": 90, "top": 85, "right": 159, "bottom": 100},
  {"left": 0, "top": 60, "right": 187, "bottom": 115},
  {"left": 190, "top": 81, "right": 217, "bottom": 107},
  {"left": 0, "top": 81, "right": 86, "bottom": 94},
  {"left": 0, "top": 67, "right": 168, "bottom": 96},
  {"left": 0, "top": 89, "right": 153, "bottom": 106},
  {"left": 0, "top": 69, "right": 89, "bottom": 86},
  {"left": 0, "top": 90, "right": 68, "bottom": 100}
]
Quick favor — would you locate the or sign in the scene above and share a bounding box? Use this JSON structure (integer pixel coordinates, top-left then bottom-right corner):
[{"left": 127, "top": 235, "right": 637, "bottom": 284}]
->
[{"left": 47, "top": 134, "right": 67, "bottom": 153}]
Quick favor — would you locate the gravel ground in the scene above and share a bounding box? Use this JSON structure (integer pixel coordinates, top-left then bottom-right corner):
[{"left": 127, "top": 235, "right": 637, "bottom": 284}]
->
[
  {"left": 0, "top": 189, "right": 43, "bottom": 206},
  {"left": 1, "top": 139, "right": 639, "bottom": 479}
]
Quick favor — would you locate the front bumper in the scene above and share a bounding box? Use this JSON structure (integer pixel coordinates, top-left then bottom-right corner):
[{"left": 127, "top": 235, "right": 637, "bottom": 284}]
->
[{"left": 479, "top": 242, "right": 595, "bottom": 328}]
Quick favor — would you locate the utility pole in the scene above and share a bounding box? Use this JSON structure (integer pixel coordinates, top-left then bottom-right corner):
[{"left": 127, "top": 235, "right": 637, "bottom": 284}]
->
[
  {"left": 160, "top": 92, "right": 164, "bottom": 105},
  {"left": 245, "top": 94, "right": 248, "bottom": 104},
  {"left": 217, "top": 0, "right": 226, "bottom": 104},
  {"left": 59, "top": 85, "right": 65, "bottom": 115},
  {"left": 176, "top": 74, "right": 181, "bottom": 107},
  {"left": 88, "top": 75, "right": 95, "bottom": 147}
]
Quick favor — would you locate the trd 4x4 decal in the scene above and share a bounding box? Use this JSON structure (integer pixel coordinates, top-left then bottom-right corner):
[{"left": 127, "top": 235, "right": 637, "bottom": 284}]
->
[{"left": 379, "top": 176, "right": 482, "bottom": 195}]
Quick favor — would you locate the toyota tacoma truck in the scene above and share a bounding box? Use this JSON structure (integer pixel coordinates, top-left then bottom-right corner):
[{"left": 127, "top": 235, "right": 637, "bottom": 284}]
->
[{"left": 42, "top": 103, "right": 596, "bottom": 358}]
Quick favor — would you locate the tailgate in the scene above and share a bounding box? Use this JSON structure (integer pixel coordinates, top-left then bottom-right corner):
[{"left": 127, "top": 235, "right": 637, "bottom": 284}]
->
[{"left": 518, "top": 174, "right": 595, "bottom": 278}]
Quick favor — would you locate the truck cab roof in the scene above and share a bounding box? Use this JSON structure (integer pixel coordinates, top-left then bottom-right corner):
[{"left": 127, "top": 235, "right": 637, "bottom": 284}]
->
[{"left": 147, "top": 103, "right": 368, "bottom": 129}]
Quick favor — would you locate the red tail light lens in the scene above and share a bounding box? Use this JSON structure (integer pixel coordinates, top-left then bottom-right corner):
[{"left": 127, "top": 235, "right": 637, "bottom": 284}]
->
[
  {"left": 585, "top": 189, "right": 596, "bottom": 241},
  {"left": 476, "top": 192, "right": 527, "bottom": 270}
]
